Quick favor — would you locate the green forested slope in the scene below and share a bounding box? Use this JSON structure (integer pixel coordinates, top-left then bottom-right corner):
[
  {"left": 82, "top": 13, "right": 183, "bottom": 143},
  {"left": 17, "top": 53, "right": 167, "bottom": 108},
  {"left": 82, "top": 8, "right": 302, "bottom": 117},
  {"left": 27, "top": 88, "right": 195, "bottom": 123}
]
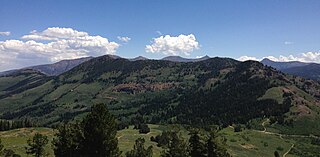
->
[{"left": 0, "top": 55, "right": 320, "bottom": 136}]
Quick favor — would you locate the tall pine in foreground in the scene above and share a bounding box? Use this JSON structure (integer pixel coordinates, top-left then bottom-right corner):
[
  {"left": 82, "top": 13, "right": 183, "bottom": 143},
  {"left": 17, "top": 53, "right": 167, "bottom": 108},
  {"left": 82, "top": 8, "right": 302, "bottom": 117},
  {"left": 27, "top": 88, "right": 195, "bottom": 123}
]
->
[
  {"left": 206, "top": 131, "right": 230, "bottom": 157},
  {"left": 52, "top": 122, "right": 83, "bottom": 157},
  {"left": 53, "top": 103, "right": 121, "bottom": 157},
  {"left": 189, "top": 131, "right": 206, "bottom": 157},
  {"left": 0, "top": 139, "right": 3, "bottom": 155},
  {"left": 81, "top": 103, "right": 121, "bottom": 157},
  {"left": 160, "top": 131, "right": 189, "bottom": 157}
]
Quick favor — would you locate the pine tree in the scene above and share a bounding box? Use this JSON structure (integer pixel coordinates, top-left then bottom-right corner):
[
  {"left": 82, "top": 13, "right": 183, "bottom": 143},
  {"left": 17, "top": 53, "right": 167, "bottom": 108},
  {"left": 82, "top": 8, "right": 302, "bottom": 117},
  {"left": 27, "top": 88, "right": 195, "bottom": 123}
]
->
[
  {"left": 52, "top": 122, "right": 83, "bottom": 157},
  {"left": 274, "top": 151, "right": 280, "bottom": 157},
  {"left": 126, "top": 138, "right": 153, "bottom": 157},
  {"left": 0, "top": 139, "right": 4, "bottom": 154},
  {"left": 25, "top": 133, "right": 49, "bottom": 157},
  {"left": 189, "top": 131, "right": 205, "bottom": 157},
  {"left": 0, "top": 120, "right": 3, "bottom": 131},
  {"left": 206, "top": 131, "right": 230, "bottom": 157},
  {"left": 81, "top": 103, "right": 121, "bottom": 157},
  {"left": 161, "top": 132, "right": 189, "bottom": 157}
]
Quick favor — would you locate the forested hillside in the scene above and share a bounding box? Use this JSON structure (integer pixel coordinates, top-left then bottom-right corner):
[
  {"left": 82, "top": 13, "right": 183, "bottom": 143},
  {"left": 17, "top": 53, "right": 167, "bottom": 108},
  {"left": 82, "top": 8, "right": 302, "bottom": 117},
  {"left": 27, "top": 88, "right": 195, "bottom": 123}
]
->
[{"left": 0, "top": 55, "right": 320, "bottom": 136}]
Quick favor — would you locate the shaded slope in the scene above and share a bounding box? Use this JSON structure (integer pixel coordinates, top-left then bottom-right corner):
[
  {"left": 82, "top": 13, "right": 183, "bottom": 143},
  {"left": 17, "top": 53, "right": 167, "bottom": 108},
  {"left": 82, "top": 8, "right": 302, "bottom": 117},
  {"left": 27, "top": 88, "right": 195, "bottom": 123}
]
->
[
  {"left": 282, "top": 63, "right": 320, "bottom": 81},
  {"left": 30, "top": 57, "right": 93, "bottom": 76},
  {"left": 261, "top": 58, "right": 320, "bottom": 81}
]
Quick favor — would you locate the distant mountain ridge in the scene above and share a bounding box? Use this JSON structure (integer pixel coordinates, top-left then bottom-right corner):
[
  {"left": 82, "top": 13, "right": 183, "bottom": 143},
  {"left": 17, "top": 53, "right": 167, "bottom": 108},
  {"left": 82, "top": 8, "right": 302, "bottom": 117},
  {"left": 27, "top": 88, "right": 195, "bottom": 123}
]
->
[
  {"left": 282, "top": 63, "right": 320, "bottom": 81},
  {"left": 129, "top": 56, "right": 149, "bottom": 61},
  {"left": 0, "top": 55, "right": 211, "bottom": 76},
  {"left": 261, "top": 58, "right": 320, "bottom": 81},
  {"left": 161, "top": 55, "right": 210, "bottom": 62},
  {"left": 3, "top": 56, "right": 320, "bottom": 81},
  {"left": 261, "top": 58, "right": 310, "bottom": 70},
  {"left": 0, "top": 57, "right": 93, "bottom": 76},
  {"left": 30, "top": 57, "right": 94, "bottom": 76}
]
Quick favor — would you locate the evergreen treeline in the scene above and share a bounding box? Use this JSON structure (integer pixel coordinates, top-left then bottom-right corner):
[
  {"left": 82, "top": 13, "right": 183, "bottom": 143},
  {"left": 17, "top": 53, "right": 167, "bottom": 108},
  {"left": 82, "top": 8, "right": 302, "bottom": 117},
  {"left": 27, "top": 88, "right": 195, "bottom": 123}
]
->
[
  {"left": 150, "top": 130, "right": 230, "bottom": 157},
  {"left": 0, "top": 119, "right": 34, "bottom": 131},
  {"left": 51, "top": 103, "right": 230, "bottom": 157}
]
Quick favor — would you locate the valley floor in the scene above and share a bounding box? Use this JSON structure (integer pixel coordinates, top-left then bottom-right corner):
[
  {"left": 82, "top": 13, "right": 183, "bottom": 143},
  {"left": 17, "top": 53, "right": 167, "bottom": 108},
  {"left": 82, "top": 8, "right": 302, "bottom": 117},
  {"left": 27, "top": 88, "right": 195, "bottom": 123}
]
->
[{"left": 1, "top": 124, "right": 319, "bottom": 157}]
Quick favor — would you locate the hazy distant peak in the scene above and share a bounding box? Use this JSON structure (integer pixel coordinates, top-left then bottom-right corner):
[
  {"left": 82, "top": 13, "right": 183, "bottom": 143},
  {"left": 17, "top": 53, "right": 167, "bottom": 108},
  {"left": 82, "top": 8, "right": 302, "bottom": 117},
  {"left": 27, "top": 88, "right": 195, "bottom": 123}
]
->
[
  {"left": 261, "top": 58, "right": 309, "bottom": 70},
  {"left": 129, "top": 56, "right": 149, "bottom": 61},
  {"left": 0, "top": 56, "right": 93, "bottom": 76},
  {"left": 161, "top": 55, "right": 211, "bottom": 62},
  {"left": 260, "top": 58, "right": 273, "bottom": 63}
]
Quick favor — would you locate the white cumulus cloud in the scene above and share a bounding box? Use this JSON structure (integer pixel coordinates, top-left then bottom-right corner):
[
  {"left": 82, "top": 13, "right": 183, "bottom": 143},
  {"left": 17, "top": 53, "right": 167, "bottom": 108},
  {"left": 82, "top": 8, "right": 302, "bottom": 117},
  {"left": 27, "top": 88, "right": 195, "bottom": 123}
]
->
[
  {"left": 117, "top": 36, "right": 131, "bottom": 42},
  {"left": 0, "top": 27, "right": 120, "bottom": 71},
  {"left": 237, "top": 56, "right": 259, "bottom": 61},
  {"left": 0, "top": 32, "right": 10, "bottom": 36},
  {"left": 196, "top": 55, "right": 205, "bottom": 59},
  {"left": 145, "top": 34, "right": 199, "bottom": 56},
  {"left": 21, "top": 27, "right": 89, "bottom": 40}
]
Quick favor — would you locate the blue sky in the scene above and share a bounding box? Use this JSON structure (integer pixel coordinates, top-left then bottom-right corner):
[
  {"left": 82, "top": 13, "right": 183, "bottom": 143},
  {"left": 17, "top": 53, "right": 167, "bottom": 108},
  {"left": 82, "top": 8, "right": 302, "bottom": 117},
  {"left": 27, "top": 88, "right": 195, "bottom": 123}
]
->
[{"left": 0, "top": 0, "right": 320, "bottom": 71}]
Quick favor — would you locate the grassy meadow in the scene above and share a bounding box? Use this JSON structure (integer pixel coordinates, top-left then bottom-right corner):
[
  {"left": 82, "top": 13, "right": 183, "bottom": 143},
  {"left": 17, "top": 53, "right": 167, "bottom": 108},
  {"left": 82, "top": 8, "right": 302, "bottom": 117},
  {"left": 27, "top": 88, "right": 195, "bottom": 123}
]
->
[{"left": 1, "top": 124, "right": 320, "bottom": 157}]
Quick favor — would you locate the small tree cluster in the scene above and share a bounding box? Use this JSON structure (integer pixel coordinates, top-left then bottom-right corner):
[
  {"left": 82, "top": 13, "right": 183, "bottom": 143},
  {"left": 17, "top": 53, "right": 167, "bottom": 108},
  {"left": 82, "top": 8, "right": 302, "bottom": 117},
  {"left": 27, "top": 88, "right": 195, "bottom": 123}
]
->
[
  {"left": 126, "top": 138, "right": 153, "bottom": 157},
  {"left": 138, "top": 124, "right": 150, "bottom": 134},
  {"left": 150, "top": 131, "right": 176, "bottom": 147},
  {"left": 132, "top": 115, "right": 150, "bottom": 134},
  {"left": 151, "top": 130, "right": 230, "bottom": 157},
  {"left": 25, "top": 133, "right": 49, "bottom": 157},
  {"left": 234, "top": 124, "right": 242, "bottom": 132},
  {"left": 160, "top": 131, "right": 189, "bottom": 157}
]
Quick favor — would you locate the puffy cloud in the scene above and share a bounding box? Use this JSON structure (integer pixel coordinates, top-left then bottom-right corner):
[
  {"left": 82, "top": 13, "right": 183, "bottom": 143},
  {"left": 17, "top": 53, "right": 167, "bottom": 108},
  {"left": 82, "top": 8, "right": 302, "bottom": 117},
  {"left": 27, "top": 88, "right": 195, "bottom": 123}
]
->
[
  {"left": 237, "top": 56, "right": 259, "bottom": 61},
  {"left": 0, "top": 32, "right": 10, "bottom": 36},
  {"left": 21, "top": 27, "right": 88, "bottom": 40},
  {"left": 238, "top": 51, "right": 320, "bottom": 63},
  {"left": 0, "top": 27, "right": 119, "bottom": 71},
  {"left": 196, "top": 55, "right": 205, "bottom": 59},
  {"left": 117, "top": 36, "right": 131, "bottom": 42},
  {"left": 145, "top": 34, "right": 199, "bottom": 56}
]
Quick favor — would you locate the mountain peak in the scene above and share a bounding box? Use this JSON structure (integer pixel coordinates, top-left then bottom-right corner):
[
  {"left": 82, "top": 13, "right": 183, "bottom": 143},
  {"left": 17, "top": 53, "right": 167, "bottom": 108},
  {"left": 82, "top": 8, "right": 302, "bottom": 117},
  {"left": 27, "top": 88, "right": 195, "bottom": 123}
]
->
[
  {"left": 200, "top": 55, "right": 210, "bottom": 59},
  {"left": 130, "top": 56, "right": 148, "bottom": 61},
  {"left": 261, "top": 58, "right": 273, "bottom": 63}
]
